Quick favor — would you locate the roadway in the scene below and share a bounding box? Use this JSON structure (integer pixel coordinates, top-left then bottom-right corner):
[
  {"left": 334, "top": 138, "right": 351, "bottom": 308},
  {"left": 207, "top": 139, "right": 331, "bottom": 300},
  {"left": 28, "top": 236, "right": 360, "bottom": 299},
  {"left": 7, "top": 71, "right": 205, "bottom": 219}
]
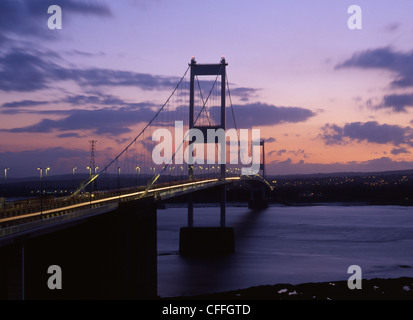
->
[{"left": 0, "top": 177, "right": 242, "bottom": 229}]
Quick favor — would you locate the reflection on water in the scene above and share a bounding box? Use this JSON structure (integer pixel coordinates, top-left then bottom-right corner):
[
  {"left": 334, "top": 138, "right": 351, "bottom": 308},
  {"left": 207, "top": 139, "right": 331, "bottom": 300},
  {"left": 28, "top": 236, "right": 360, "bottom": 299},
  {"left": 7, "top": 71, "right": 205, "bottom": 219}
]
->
[{"left": 157, "top": 204, "right": 413, "bottom": 297}]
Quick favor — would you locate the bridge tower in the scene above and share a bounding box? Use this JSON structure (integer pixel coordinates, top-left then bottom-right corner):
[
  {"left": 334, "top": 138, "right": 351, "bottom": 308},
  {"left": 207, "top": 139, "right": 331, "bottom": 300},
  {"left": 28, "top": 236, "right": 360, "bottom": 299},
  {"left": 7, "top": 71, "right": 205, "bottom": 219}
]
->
[
  {"left": 188, "top": 56, "right": 227, "bottom": 181},
  {"left": 260, "top": 138, "right": 265, "bottom": 179},
  {"left": 180, "top": 57, "right": 234, "bottom": 256},
  {"left": 248, "top": 138, "right": 269, "bottom": 209},
  {"left": 187, "top": 56, "right": 227, "bottom": 228}
]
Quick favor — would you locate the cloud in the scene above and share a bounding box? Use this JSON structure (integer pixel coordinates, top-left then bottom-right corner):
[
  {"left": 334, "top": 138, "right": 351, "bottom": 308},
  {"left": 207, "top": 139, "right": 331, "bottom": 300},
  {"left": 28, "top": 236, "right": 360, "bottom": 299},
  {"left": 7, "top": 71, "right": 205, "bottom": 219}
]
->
[
  {"left": 2, "top": 100, "right": 50, "bottom": 108},
  {"left": 0, "top": 99, "right": 317, "bottom": 138},
  {"left": 65, "top": 50, "right": 106, "bottom": 58},
  {"left": 336, "top": 46, "right": 413, "bottom": 88},
  {"left": 288, "top": 149, "right": 307, "bottom": 158},
  {"left": 61, "top": 94, "right": 153, "bottom": 108},
  {"left": 1, "top": 94, "right": 156, "bottom": 114},
  {"left": 0, "top": 106, "right": 158, "bottom": 136},
  {"left": 268, "top": 149, "right": 308, "bottom": 160},
  {"left": 0, "top": 107, "right": 69, "bottom": 116},
  {"left": 0, "top": 0, "right": 111, "bottom": 41},
  {"left": 320, "top": 121, "right": 413, "bottom": 146},
  {"left": 157, "top": 102, "right": 316, "bottom": 129},
  {"left": 337, "top": 47, "right": 413, "bottom": 115},
  {"left": 373, "top": 93, "right": 413, "bottom": 113},
  {"left": 0, "top": 48, "right": 182, "bottom": 92},
  {"left": 230, "top": 103, "right": 316, "bottom": 128},
  {"left": 190, "top": 78, "right": 260, "bottom": 102},
  {"left": 0, "top": 49, "right": 58, "bottom": 92},
  {"left": 391, "top": 147, "right": 410, "bottom": 155},
  {"left": 67, "top": 69, "right": 181, "bottom": 90},
  {"left": 229, "top": 87, "right": 261, "bottom": 101},
  {"left": 268, "top": 149, "right": 286, "bottom": 157},
  {"left": 264, "top": 137, "right": 276, "bottom": 143},
  {"left": 57, "top": 132, "right": 83, "bottom": 138},
  {"left": 62, "top": 94, "right": 124, "bottom": 106}
]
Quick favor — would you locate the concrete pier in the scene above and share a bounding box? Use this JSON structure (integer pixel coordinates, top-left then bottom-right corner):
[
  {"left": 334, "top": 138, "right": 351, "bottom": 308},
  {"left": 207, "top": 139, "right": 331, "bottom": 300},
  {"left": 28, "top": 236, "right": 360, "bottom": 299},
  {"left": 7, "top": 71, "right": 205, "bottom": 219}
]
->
[
  {"left": 248, "top": 198, "right": 269, "bottom": 209},
  {"left": 248, "top": 184, "right": 269, "bottom": 209},
  {"left": 179, "top": 226, "right": 234, "bottom": 256}
]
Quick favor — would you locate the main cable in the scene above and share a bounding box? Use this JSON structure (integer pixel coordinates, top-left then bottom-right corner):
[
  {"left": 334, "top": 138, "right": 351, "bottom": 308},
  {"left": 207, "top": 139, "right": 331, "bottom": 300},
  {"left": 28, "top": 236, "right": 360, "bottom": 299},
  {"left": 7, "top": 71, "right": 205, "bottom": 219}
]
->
[{"left": 71, "top": 65, "right": 191, "bottom": 197}]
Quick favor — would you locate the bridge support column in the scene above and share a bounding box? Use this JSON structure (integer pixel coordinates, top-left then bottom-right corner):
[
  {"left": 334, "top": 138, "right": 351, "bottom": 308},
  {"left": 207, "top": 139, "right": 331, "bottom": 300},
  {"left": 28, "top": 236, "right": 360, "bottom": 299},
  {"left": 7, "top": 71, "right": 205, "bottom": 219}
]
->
[
  {"left": 180, "top": 57, "right": 233, "bottom": 256},
  {"left": 180, "top": 185, "right": 234, "bottom": 256},
  {"left": 0, "top": 197, "right": 157, "bottom": 299},
  {"left": 188, "top": 193, "right": 193, "bottom": 228},
  {"left": 0, "top": 242, "right": 25, "bottom": 300},
  {"left": 220, "top": 184, "right": 226, "bottom": 227},
  {"left": 179, "top": 226, "right": 234, "bottom": 257},
  {"left": 248, "top": 184, "right": 268, "bottom": 209}
]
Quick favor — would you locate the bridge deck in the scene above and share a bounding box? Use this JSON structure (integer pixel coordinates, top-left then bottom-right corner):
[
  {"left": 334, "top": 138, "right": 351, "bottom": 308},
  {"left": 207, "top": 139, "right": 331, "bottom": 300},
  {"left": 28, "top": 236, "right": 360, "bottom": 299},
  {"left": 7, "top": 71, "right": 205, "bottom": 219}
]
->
[{"left": 0, "top": 177, "right": 245, "bottom": 236}]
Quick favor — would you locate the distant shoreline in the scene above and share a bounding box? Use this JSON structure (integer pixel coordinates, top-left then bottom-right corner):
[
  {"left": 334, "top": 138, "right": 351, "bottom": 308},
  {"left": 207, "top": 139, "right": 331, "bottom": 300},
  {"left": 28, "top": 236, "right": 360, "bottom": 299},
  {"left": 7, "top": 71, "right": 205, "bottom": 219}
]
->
[
  {"left": 270, "top": 201, "right": 413, "bottom": 207},
  {"left": 162, "top": 201, "right": 412, "bottom": 208},
  {"left": 165, "top": 277, "right": 413, "bottom": 300}
]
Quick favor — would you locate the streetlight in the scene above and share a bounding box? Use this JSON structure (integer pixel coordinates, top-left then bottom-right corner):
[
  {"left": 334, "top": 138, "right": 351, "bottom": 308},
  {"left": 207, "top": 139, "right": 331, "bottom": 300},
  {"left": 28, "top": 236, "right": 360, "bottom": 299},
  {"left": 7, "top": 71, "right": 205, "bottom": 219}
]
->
[
  {"left": 37, "top": 167, "right": 43, "bottom": 217},
  {"left": 37, "top": 167, "right": 43, "bottom": 192},
  {"left": 72, "top": 167, "right": 77, "bottom": 192},
  {"left": 4, "top": 167, "right": 9, "bottom": 185},
  {"left": 169, "top": 166, "right": 175, "bottom": 183},
  {"left": 86, "top": 166, "right": 92, "bottom": 176},
  {"left": 117, "top": 167, "right": 121, "bottom": 190},
  {"left": 4, "top": 167, "right": 9, "bottom": 189},
  {"left": 135, "top": 166, "right": 140, "bottom": 186},
  {"left": 45, "top": 167, "right": 50, "bottom": 193},
  {"left": 3, "top": 168, "right": 9, "bottom": 205}
]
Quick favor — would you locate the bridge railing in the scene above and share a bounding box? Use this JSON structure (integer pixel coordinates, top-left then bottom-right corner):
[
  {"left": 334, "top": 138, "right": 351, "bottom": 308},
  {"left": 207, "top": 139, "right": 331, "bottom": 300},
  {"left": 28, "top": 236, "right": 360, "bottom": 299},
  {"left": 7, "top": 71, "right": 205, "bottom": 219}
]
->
[
  {"left": 0, "top": 176, "right": 246, "bottom": 229},
  {"left": 0, "top": 202, "right": 118, "bottom": 239}
]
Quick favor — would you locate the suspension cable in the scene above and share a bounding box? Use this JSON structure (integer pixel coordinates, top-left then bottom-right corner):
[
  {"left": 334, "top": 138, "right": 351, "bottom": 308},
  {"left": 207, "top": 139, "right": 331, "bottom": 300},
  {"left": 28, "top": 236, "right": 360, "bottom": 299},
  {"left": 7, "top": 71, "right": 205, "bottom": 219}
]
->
[
  {"left": 141, "top": 64, "right": 224, "bottom": 197},
  {"left": 71, "top": 65, "right": 191, "bottom": 197},
  {"left": 226, "top": 70, "right": 246, "bottom": 170}
]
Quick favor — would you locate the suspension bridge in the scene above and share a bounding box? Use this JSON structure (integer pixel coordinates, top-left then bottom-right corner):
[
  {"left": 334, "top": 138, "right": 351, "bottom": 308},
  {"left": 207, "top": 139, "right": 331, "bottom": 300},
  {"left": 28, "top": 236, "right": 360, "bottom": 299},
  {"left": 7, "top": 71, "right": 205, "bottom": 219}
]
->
[{"left": 0, "top": 57, "right": 272, "bottom": 299}]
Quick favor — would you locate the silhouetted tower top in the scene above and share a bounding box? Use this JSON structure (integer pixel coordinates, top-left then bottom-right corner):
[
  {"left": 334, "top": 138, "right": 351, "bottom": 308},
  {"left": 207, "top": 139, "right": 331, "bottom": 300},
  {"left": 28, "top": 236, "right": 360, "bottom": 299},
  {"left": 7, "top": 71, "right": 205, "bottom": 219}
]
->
[{"left": 188, "top": 56, "right": 227, "bottom": 181}]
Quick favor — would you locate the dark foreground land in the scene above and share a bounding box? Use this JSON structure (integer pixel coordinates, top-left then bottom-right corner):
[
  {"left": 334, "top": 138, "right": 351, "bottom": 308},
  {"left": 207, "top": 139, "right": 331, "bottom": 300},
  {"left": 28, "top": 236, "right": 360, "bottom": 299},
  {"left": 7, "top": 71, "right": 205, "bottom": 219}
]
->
[{"left": 169, "top": 277, "right": 413, "bottom": 300}]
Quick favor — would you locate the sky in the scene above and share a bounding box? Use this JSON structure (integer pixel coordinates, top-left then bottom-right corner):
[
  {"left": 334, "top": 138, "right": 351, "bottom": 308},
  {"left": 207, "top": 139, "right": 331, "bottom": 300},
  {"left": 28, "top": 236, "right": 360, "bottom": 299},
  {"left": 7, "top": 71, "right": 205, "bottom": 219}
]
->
[{"left": 2, "top": 0, "right": 413, "bottom": 178}]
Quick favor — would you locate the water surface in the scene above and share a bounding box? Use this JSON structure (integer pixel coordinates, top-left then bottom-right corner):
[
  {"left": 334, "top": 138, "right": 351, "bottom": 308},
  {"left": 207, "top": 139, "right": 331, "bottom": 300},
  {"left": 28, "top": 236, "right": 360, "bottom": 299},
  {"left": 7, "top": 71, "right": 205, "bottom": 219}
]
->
[{"left": 157, "top": 204, "right": 413, "bottom": 297}]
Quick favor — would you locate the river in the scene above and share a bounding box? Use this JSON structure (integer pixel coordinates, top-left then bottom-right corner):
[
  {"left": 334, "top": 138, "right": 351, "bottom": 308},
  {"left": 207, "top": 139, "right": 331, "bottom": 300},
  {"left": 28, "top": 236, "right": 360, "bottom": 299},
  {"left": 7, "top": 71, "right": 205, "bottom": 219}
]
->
[{"left": 157, "top": 203, "right": 413, "bottom": 297}]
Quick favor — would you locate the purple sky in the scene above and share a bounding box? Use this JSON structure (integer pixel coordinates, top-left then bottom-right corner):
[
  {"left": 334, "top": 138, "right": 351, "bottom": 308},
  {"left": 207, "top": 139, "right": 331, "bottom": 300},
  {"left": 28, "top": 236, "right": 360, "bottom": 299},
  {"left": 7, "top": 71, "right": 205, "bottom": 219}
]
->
[{"left": 2, "top": 0, "right": 413, "bottom": 178}]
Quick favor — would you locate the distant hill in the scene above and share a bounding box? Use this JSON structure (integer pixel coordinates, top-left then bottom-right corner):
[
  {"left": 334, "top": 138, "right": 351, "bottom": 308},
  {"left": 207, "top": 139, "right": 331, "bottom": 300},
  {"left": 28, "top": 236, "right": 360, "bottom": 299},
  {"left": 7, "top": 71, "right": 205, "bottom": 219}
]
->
[{"left": 266, "top": 169, "right": 413, "bottom": 180}]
